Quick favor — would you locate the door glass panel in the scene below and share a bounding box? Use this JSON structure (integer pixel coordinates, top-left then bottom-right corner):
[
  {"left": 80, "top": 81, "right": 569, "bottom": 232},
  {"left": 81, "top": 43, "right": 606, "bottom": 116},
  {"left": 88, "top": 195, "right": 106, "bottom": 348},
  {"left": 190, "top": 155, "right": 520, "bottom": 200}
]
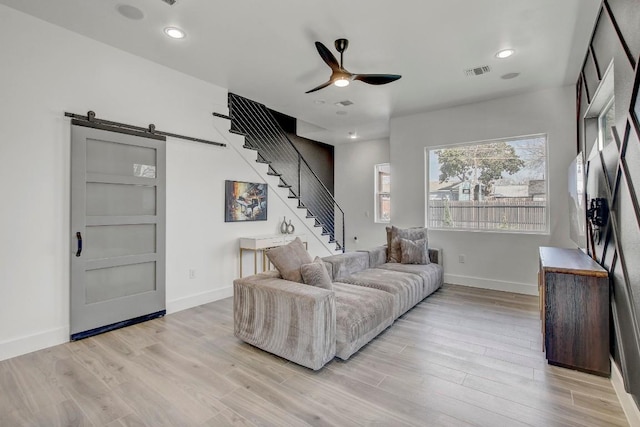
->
[
  {"left": 87, "top": 139, "right": 156, "bottom": 178},
  {"left": 86, "top": 262, "right": 156, "bottom": 304},
  {"left": 86, "top": 183, "right": 156, "bottom": 216},
  {"left": 84, "top": 224, "right": 156, "bottom": 260}
]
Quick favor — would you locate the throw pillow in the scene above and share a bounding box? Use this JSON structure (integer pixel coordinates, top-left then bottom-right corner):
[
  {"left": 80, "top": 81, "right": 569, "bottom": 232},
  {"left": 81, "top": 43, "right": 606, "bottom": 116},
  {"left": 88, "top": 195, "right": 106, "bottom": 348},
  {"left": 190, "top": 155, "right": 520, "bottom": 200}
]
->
[
  {"left": 266, "top": 237, "right": 313, "bottom": 283},
  {"left": 400, "top": 238, "right": 430, "bottom": 264},
  {"left": 300, "top": 257, "right": 333, "bottom": 290},
  {"left": 388, "top": 226, "right": 428, "bottom": 263}
]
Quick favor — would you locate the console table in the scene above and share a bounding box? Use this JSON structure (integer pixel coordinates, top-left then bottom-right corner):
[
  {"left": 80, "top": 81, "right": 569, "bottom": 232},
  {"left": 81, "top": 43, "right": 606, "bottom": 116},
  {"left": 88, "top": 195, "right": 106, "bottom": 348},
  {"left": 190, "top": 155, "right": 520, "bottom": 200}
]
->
[
  {"left": 538, "top": 246, "right": 610, "bottom": 376},
  {"left": 239, "top": 234, "right": 307, "bottom": 277}
]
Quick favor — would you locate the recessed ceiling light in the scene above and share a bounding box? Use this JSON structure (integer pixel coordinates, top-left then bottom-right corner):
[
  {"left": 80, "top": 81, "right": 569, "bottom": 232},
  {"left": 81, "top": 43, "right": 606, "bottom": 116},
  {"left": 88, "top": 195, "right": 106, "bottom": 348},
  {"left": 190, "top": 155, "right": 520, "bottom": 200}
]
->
[
  {"left": 496, "top": 49, "right": 515, "bottom": 59},
  {"left": 117, "top": 4, "right": 144, "bottom": 20},
  {"left": 501, "top": 72, "right": 520, "bottom": 80},
  {"left": 164, "top": 27, "right": 186, "bottom": 39},
  {"left": 314, "top": 100, "right": 325, "bottom": 105},
  {"left": 349, "top": 133, "right": 357, "bottom": 139}
]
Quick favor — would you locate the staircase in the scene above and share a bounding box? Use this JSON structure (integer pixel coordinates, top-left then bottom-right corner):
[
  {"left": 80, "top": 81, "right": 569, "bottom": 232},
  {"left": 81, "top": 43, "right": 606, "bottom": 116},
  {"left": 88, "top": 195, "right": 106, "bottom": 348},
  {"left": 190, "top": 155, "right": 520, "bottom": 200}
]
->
[{"left": 222, "top": 93, "right": 345, "bottom": 253}]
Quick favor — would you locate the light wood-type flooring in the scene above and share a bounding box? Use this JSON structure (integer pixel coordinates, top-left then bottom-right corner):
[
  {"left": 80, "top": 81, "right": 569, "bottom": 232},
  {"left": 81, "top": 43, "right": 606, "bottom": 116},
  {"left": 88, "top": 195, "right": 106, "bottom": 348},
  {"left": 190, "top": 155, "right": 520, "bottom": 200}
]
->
[{"left": 0, "top": 284, "right": 629, "bottom": 426}]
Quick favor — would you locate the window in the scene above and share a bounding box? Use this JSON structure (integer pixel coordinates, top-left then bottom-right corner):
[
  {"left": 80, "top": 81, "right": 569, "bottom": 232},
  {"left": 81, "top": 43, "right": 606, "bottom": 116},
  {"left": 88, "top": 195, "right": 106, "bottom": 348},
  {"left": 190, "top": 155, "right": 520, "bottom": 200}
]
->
[
  {"left": 375, "top": 163, "right": 390, "bottom": 223},
  {"left": 427, "top": 134, "right": 548, "bottom": 233},
  {"left": 598, "top": 97, "right": 615, "bottom": 151}
]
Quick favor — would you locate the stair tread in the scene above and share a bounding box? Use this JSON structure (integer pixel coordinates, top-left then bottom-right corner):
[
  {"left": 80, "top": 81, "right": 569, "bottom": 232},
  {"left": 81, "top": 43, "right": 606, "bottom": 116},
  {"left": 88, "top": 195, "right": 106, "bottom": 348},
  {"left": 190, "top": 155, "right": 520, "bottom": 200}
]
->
[
  {"left": 267, "top": 172, "right": 282, "bottom": 176},
  {"left": 213, "top": 112, "right": 231, "bottom": 120}
]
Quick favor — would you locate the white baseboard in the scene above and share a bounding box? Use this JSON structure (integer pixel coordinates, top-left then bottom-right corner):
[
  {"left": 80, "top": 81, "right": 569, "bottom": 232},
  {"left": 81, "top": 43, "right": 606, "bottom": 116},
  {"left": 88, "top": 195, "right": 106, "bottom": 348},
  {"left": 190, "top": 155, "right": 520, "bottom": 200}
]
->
[
  {"left": 611, "top": 358, "right": 640, "bottom": 427},
  {"left": 167, "top": 286, "right": 233, "bottom": 314},
  {"left": 0, "top": 326, "right": 68, "bottom": 362},
  {"left": 444, "top": 273, "right": 538, "bottom": 296}
]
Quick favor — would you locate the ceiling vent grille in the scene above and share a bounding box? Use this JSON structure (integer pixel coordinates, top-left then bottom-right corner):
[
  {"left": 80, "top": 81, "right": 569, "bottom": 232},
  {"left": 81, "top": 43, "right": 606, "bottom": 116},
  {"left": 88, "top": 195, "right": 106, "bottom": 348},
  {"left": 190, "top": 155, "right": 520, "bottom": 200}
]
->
[
  {"left": 464, "top": 65, "right": 491, "bottom": 77},
  {"left": 335, "top": 100, "right": 354, "bottom": 107},
  {"left": 161, "top": 0, "right": 176, "bottom": 5}
]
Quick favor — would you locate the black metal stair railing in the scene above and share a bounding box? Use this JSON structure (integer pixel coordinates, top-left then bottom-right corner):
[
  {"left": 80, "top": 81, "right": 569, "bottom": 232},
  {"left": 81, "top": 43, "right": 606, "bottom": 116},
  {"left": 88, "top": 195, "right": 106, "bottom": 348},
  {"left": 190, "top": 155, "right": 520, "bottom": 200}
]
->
[{"left": 228, "top": 93, "right": 345, "bottom": 252}]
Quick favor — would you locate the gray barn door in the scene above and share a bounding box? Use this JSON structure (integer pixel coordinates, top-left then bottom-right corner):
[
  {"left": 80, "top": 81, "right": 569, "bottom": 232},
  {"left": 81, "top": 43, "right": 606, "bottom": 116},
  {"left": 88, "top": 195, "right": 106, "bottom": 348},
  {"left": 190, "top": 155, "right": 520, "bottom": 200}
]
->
[{"left": 70, "top": 124, "right": 166, "bottom": 339}]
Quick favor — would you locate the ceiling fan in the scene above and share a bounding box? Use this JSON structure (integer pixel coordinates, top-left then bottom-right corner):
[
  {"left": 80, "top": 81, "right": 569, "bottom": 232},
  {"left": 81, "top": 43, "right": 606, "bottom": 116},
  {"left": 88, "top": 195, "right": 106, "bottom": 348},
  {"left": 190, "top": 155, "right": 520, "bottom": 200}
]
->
[{"left": 305, "top": 39, "right": 402, "bottom": 93}]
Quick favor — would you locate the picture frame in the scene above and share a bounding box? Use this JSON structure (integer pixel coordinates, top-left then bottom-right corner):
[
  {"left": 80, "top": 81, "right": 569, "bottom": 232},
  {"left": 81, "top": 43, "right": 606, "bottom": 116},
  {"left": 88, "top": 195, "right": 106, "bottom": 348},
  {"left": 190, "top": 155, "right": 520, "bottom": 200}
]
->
[{"left": 225, "top": 180, "right": 268, "bottom": 222}]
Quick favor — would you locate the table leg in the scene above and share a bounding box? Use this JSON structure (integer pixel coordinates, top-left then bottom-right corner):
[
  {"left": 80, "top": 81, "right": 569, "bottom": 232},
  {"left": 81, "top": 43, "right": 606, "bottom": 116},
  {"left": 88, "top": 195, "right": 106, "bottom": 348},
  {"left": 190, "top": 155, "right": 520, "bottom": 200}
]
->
[
  {"left": 239, "top": 248, "right": 244, "bottom": 278},
  {"left": 254, "top": 250, "right": 258, "bottom": 275}
]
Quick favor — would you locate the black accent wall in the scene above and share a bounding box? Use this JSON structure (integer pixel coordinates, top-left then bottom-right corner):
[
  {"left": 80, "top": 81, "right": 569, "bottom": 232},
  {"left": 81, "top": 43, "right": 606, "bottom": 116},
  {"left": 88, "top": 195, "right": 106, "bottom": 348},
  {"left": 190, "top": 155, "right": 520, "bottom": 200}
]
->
[
  {"left": 577, "top": 0, "right": 640, "bottom": 407},
  {"left": 271, "top": 110, "right": 335, "bottom": 195}
]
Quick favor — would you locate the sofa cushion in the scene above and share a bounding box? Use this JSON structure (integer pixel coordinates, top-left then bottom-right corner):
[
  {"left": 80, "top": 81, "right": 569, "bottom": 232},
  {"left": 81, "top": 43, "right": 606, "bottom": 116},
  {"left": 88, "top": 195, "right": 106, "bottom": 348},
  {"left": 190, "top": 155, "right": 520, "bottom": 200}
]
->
[
  {"left": 338, "top": 268, "right": 423, "bottom": 318},
  {"left": 266, "top": 237, "right": 313, "bottom": 283},
  {"left": 322, "top": 251, "right": 369, "bottom": 281},
  {"left": 301, "top": 257, "right": 333, "bottom": 290},
  {"left": 377, "top": 262, "right": 443, "bottom": 299},
  {"left": 386, "top": 226, "right": 428, "bottom": 263},
  {"left": 333, "top": 282, "right": 394, "bottom": 360},
  {"left": 400, "top": 238, "right": 429, "bottom": 265}
]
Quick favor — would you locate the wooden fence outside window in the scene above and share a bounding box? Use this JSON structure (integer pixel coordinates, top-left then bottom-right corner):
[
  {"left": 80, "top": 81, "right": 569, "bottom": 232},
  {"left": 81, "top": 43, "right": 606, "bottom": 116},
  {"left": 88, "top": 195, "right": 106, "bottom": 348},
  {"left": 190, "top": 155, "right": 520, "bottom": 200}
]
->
[{"left": 428, "top": 199, "right": 547, "bottom": 231}]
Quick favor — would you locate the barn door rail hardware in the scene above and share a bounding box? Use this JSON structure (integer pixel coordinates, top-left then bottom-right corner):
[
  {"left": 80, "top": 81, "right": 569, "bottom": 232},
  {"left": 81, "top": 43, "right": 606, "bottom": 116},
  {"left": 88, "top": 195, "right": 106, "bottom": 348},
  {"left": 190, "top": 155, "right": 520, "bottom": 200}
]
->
[{"left": 65, "top": 111, "right": 226, "bottom": 147}]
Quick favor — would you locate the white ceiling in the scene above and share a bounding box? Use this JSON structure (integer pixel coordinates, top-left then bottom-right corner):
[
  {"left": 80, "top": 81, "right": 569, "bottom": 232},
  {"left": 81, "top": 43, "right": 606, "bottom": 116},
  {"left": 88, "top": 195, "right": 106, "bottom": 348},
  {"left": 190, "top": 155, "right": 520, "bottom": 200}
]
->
[{"left": 1, "top": 0, "right": 601, "bottom": 144}]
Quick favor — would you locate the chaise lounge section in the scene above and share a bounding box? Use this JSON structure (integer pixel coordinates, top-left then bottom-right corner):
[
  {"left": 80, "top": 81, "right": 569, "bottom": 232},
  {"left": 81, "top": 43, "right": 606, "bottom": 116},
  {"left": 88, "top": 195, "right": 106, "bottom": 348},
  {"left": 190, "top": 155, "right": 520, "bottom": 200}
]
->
[{"left": 233, "top": 240, "right": 443, "bottom": 370}]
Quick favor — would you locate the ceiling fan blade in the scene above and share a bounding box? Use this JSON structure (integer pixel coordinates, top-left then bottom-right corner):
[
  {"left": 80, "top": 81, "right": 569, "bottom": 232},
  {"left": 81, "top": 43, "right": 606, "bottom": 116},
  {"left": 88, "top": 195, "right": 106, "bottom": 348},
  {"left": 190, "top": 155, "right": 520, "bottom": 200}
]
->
[
  {"left": 353, "top": 74, "right": 402, "bottom": 85},
  {"left": 315, "top": 41, "right": 340, "bottom": 72},
  {"left": 305, "top": 80, "right": 333, "bottom": 94}
]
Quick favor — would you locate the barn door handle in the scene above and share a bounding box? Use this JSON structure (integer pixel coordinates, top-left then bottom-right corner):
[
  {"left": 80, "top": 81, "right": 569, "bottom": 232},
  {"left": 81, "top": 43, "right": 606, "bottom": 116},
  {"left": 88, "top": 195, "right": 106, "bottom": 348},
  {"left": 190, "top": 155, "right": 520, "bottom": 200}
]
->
[{"left": 76, "top": 232, "right": 83, "bottom": 257}]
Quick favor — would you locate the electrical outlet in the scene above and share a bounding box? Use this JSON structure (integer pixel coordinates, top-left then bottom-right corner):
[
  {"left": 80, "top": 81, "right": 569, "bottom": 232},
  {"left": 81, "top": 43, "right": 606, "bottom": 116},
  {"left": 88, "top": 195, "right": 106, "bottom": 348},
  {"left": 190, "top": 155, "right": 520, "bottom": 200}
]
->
[
  {"left": 189, "top": 269, "right": 196, "bottom": 279},
  {"left": 458, "top": 254, "right": 466, "bottom": 264}
]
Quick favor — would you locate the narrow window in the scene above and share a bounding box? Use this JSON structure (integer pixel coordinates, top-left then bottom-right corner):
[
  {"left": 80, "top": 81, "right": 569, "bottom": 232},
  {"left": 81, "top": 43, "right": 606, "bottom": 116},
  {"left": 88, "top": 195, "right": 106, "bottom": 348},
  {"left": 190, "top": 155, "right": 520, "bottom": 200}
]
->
[{"left": 375, "top": 163, "right": 390, "bottom": 223}]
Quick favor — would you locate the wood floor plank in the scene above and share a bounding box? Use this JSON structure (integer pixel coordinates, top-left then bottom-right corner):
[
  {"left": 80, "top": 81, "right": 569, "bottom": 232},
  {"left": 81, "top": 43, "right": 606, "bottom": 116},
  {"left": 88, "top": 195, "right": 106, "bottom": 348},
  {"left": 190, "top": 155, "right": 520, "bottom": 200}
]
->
[
  {"left": 53, "top": 358, "right": 132, "bottom": 426},
  {"left": 112, "top": 380, "right": 200, "bottom": 427},
  {"left": 203, "top": 408, "right": 257, "bottom": 427},
  {"left": 0, "top": 284, "right": 629, "bottom": 427},
  {"left": 279, "top": 371, "right": 417, "bottom": 426},
  {"left": 28, "top": 399, "right": 94, "bottom": 427},
  {"left": 462, "top": 374, "right": 624, "bottom": 427},
  {"left": 219, "top": 388, "right": 310, "bottom": 427},
  {"left": 225, "top": 368, "right": 363, "bottom": 427}
]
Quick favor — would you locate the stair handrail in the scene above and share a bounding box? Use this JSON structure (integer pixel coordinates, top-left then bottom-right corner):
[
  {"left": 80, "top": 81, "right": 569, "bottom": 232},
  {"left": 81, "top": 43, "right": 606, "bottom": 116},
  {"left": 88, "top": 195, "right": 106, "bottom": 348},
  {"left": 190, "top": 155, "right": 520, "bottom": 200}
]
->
[{"left": 228, "top": 93, "right": 345, "bottom": 251}]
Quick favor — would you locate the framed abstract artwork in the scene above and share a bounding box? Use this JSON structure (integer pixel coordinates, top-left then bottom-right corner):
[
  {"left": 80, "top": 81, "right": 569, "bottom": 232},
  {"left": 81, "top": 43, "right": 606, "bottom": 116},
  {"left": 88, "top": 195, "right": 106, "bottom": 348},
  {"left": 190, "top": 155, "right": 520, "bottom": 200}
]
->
[{"left": 224, "top": 180, "right": 268, "bottom": 222}]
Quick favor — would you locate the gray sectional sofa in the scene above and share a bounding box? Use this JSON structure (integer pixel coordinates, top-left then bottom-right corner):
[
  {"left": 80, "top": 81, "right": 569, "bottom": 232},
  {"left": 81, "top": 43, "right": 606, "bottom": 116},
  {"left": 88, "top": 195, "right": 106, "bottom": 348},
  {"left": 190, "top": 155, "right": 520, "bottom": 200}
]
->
[{"left": 233, "top": 245, "right": 443, "bottom": 370}]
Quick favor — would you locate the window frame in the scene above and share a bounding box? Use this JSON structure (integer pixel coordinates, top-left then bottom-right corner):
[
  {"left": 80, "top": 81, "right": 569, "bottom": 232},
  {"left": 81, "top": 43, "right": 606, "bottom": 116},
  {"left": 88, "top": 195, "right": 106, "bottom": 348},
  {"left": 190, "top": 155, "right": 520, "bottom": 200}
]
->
[
  {"left": 597, "top": 96, "right": 615, "bottom": 151},
  {"left": 374, "top": 163, "right": 391, "bottom": 223},
  {"left": 425, "top": 133, "right": 549, "bottom": 235}
]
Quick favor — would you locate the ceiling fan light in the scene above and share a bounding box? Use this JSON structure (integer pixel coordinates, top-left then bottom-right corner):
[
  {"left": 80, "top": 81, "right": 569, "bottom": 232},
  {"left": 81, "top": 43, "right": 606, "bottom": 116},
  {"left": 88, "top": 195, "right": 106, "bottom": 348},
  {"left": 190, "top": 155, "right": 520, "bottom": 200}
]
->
[{"left": 334, "top": 78, "right": 350, "bottom": 88}]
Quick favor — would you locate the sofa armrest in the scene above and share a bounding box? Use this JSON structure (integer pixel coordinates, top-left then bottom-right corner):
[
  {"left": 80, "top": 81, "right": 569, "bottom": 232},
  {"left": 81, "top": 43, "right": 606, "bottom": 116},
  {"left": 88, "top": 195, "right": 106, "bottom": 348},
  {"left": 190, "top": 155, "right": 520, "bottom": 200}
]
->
[
  {"left": 428, "top": 248, "right": 443, "bottom": 266},
  {"left": 233, "top": 276, "right": 336, "bottom": 370},
  {"left": 358, "top": 245, "right": 388, "bottom": 268}
]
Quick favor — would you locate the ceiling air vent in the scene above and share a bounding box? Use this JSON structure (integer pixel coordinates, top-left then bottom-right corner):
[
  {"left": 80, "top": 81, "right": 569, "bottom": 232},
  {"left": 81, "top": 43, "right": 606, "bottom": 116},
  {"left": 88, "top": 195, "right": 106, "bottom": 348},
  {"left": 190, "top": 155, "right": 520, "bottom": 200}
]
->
[
  {"left": 161, "top": 0, "right": 176, "bottom": 5},
  {"left": 335, "top": 100, "right": 354, "bottom": 107},
  {"left": 464, "top": 65, "right": 491, "bottom": 77}
]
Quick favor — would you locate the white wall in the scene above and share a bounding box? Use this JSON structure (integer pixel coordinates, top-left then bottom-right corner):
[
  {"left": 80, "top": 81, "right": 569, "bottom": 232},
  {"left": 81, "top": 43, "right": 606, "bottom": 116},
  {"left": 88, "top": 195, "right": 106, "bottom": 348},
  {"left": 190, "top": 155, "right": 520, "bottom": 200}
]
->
[
  {"left": 390, "top": 86, "right": 577, "bottom": 294},
  {"left": 334, "top": 138, "right": 391, "bottom": 250},
  {"left": 0, "top": 6, "right": 329, "bottom": 361}
]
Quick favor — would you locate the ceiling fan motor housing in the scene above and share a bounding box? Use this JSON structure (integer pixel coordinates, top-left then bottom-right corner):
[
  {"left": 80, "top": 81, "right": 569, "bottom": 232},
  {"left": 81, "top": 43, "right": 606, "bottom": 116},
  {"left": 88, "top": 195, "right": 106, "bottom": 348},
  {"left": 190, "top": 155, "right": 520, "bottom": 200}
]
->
[{"left": 335, "top": 38, "right": 349, "bottom": 53}]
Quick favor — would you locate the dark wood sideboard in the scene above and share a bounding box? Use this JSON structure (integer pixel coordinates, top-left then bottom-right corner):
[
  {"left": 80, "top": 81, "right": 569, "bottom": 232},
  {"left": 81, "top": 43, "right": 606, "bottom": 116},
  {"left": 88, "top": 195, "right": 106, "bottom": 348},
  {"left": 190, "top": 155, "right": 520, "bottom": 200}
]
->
[{"left": 538, "top": 246, "right": 610, "bottom": 376}]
